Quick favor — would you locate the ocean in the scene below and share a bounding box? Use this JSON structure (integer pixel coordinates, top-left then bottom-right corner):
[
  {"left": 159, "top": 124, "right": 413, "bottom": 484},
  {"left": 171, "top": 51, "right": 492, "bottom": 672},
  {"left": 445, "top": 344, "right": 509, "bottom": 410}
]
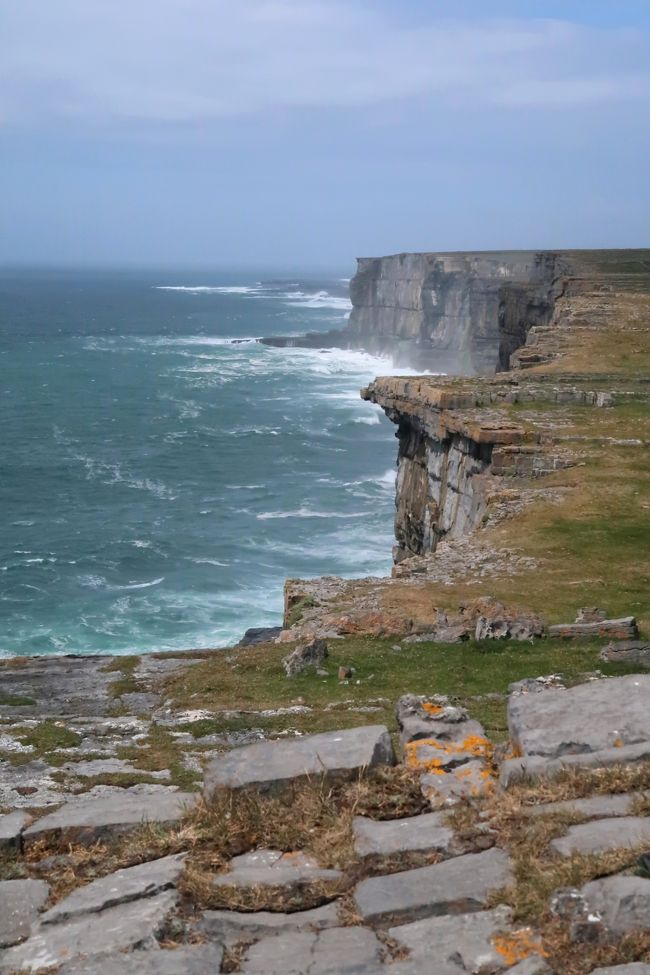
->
[{"left": 0, "top": 267, "right": 403, "bottom": 657}]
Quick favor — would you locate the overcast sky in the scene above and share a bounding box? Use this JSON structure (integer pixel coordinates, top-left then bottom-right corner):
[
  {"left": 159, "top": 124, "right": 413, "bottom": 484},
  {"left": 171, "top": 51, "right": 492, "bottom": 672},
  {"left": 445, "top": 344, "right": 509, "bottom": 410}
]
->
[{"left": 1, "top": 0, "right": 649, "bottom": 267}]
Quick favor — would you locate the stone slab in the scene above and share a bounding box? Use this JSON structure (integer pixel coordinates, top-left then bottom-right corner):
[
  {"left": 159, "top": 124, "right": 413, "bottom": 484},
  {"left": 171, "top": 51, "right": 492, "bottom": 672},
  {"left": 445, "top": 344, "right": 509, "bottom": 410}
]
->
[
  {"left": 548, "top": 617, "right": 638, "bottom": 639},
  {"left": 0, "top": 879, "right": 49, "bottom": 948},
  {"left": 41, "top": 853, "right": 185, "bottom": 924},
  {"left": 198, "top": 902, "right": 340, "bottom": 942},
  {"left": 388, "top": 906, "right": 513, "bottom": 971},
  {"left": 507, "top": 959, "right": 553, "bottom": 975},
  {"left": 23, "top": 788, "right": 198, "bottom": 847},
  {"left": 239, "top": 926, "right": 383, "bottom": 974},
  {"left": 508, "top": 675, "right": 650, "bottom": 759},
  {"left": 0, "top": 810, "right": 31, "bottom": 851},
  {"left": 501, "top": 741, "right": 650, "bottom": 787},
  {"left": 203, "top": 725, "right": 395, "bottom": 798},
  {"left": 523, "top": 793, "right": 639, "bottom": 819},
  {"left": 551, "top": 816, "right": 650, "bottom": 858},
  {"left": 212, "top": 849, "right": 341, "bottom": 890},
  {"left": 0, "top": 890, "right": 177, "bottom": 973},
  {"left": 353, "top": 811, "right": 455, "bottom": 858},
  {"left": 590, "top": 968, "right": 650, "bottom": 975},
  {"left": 354, "top": 847, "right": 512, "bottom": 925},
  {"left": 600, "top": 640, "right": 650, "bottom": 666},
  {"left": 56, "top": 944, "right": 225, "bottom": 975},
  {"left": 421, "top": 760, "right": 495, "bottom": 807},
  {"left": 580, "top": 875, "right": 650, "bottom": 935}
]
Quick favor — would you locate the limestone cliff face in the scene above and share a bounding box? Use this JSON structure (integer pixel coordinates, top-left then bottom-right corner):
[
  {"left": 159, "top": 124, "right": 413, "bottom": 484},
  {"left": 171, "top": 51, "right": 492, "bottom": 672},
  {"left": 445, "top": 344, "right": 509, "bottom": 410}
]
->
[{"left": 348, "top": 251, "right": 568, "bottom": 374}]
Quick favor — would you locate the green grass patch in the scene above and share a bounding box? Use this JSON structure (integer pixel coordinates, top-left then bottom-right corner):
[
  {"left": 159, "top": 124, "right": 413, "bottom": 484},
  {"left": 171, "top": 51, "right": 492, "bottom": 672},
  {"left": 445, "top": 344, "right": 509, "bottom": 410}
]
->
[
  {"left": 0, "top": 692, "right": 35, "bottom": 707},
  {"left": 19, "top": 721, "right": 82, "bottom": 753},
  {"left": 117, "top": 723, "right": 200, "bottom": 791},
  {"left": 101, "top": 655, "right": 141, "bottom": 698}
]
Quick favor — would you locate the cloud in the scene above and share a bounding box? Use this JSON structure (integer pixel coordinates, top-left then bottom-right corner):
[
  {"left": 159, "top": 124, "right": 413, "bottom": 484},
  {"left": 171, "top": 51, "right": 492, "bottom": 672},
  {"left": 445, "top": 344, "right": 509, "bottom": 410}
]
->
[{"left": 0, "top": 1, "right": 648, "bottom": 127}]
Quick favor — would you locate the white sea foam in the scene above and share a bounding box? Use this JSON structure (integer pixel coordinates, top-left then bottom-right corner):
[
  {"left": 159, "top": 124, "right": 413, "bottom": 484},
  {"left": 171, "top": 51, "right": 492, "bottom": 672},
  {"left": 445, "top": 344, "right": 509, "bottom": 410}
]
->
[
  {"left": 282, "top": 290, "right": 352, "bottom": 311},
  {"left": 186, "top": 558, "right": 229, "bottom": 567},
  {"left": 115, "top": 577, "right": 165, "bottom": 590},
  {"left": 353, "top": 414, "right": 381, "bottom": 425},
  {"left": 154, "top": 285, "right": 261, "bottom": 294},
  {"left": 257, "top": 507, "right": 367, "bottom": 521}
]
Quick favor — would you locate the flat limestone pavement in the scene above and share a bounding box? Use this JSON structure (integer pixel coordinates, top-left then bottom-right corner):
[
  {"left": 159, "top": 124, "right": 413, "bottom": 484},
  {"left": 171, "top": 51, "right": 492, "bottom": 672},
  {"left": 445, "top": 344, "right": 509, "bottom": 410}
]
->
[
  {"left": 22, "top": 787, "right": 198, "bottom": 847},
  {"left": 203, "top": 725, "right": 395, "bottom": 798},
  {"left": 507, "top": 674, "right": 650, "bottom": 759},
  {"left": 550, "top": 816, "right": 650, "bottom": 857},
  {"left": 354, "top": 847, "right": 512, "bottom": 925},
  {"left": 353, "top": 810, "right": 456, "bottom": 859},
  {"left": 55, "top": 944, "right": 225, "bottom": 975},
  {"left": 0, "top": 880, "right": 49, "bottom": 949}
]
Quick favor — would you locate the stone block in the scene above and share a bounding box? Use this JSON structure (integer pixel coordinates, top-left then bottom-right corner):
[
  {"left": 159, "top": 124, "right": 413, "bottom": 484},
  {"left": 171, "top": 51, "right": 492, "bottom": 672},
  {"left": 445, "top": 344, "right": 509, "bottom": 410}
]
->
[
  {"left": 590, "top": 968, "right": 650, "bottom": 975},
  {"left": 354, "top": 847, "right": 512, "bottom": 925},
  {"left": 41, "top": 853, "right": 185, "bottom": 925},
  {"left": 203, "top": 725, "right": 395, "bottom": 798},
  {"left": 600, "top": 640, "right": 650, "bottom": 666},
  {"left": 507, "top": 675, "right": 650, "bottom": 759},
  {"left": 198, "top": 902, "right": 340, "bottom": 942},
  {"left": 388, "top": 906, "right": 513, "bottom": 971},
  {"left": 523, "top": 793, "right": 638, "bottom": 819},
  {"left": 57, "top": 944, "right": 225, "bottom": 975},
  {"left": 0, "top": 890, "right": 178, "bottom": 973},
  {"left": 580, "top": 875, "right": 650, "bottom": 936},
  {"left": 23, "top": 789, "right": 198, "bottom": 847},
  {"left": 421, "top": 760, "right": 495, "bottom": 807},
  {"left": 501, "top": 741, "right": 650, "bottom": 787},
  {"left": 212, "top": 849, "right": 341, "bottom": 894},
  {"left": 548, "top": 617, "right": 638, "bottom": 640},
  {"left": 352, "top": 811, "right": 455, "bottom": 859},
  {"left": 0, "top": 810, "right": 31, "bottom": 851},
  {"left": 0, "top": 879, "right": 49, "bottom": 948},
  {"left": 551, "top": 816, "right": 650, "bottom": 858},
  {"left": 239, "top": 926, "right": 382, "bottom": 974}
]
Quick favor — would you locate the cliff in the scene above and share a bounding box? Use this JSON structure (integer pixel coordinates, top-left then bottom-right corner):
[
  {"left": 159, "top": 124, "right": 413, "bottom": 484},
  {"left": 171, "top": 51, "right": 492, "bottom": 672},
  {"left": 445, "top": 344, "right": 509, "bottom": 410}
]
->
[{"left": 262, "top": 249, "right": 571, "bottom": 374}]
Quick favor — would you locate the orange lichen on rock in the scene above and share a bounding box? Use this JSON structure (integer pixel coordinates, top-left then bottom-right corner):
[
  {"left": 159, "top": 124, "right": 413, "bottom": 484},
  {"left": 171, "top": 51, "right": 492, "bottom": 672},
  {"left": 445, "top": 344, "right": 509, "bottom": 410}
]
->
[
  {"left": 492, "top": 929, "right": 547, "bottom": 966},
  {"left": 422, "top": 702, "right": 444, "bottom": 716}
]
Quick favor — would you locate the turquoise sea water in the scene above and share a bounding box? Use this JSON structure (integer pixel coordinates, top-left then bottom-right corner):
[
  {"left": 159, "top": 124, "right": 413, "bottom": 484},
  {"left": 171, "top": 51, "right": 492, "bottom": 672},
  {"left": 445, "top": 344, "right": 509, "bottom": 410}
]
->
[{"left": 1, "top": 268, "right": 402, "bottom": 656}]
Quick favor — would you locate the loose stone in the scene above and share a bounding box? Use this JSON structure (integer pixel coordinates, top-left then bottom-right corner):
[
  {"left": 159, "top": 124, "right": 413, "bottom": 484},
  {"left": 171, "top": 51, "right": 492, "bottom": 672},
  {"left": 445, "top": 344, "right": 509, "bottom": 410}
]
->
[
  {"left": 238, "top": 926, "right": 383, "bottom": 974},
  {"left": 352, "top": 811, "right": 456, "bottom": 859},
  {"left": 0, "top": 879, "right": 49, "bottom": 948},
  {"left": 388, "top": 906, "right": 514, "bottom": 971},
  {"left": 55, "top": 944, "right": 225, "bottom": 975},
  {"left": 203, "top": 725, "right": 395, "bottom": 798},
  {"left": 0, "top": 810, "right": 31, "bottom": 851},
  {"left": 197, "top": 902, "right": 340, "bottom": 943},
  {"left": 212, "top": 849, "right": 341, "bottom": 894}
]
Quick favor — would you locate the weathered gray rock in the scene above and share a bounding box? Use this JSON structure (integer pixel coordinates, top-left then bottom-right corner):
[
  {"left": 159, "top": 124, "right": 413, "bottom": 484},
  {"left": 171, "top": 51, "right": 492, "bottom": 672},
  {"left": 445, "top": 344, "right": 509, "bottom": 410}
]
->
[
  {"left": 212, "top": 849, "right": 341, "bottom": 893},
  {"left": 590, "top": 967, "right": 650, "bottom": 975},
  {"left": 203, "top": 725, "right": 395, "bottom": 798},
  {"left": 239, "top": 926, "right": 382, "bottom": 974},
  {"left": 388, "top": 906, "right": 513, "bottom": 971},
  {"left": 507, "top": 675, "right": 650, "bottom": 759},
  {"left": 396, "top": 693, "right": 485, "bottom": 750},
  {"left": 354, "top": 847, "right": 512, "bottom": 925},
  {"left": 580, "top": 875, "right": 650, "bottom": 936},
  {"left": 0, "top": 879, "right": 49, "bottom": 948},
  {"left": 548, "top": 616, "right": 638, "bottom": 639},
  {"left": 0, "top": 890, "right": 177, "bottom": 973},
  {"left": 0, "top": 810, "right": 31, "bottom": 851},
  {"left": 523, "top": 792, "right": 639, "bottom": 819},
  {"left": 501, "top": 741, "right": 650, "bottom": 787},
  {"left": 507, "top": 959, "right": 553, "bottom": 975},
  {"left": 56, "top": 944, "right": 224, "bottom": 975},
  {"left": 198, "top": 902, "right": 340, "bottom": 942},
  {"left": 282, "top": 638, "right": 328, "bottom": 677},
  {"left": 551, "top": 816, "right": 650, "bottom": 858},
  {"left": 23, "top": 788, "right": 198, "bottom": 847},
  {"left": 353, "top": 811, "right": 455, "bottom": 859},
  {"left": 59, "top": 758, "right": 169, "bottom": 779},
  {"left": 600, "top": 640, "right": 650, "bottom": 666},
  {"left": 421, "top": 760, "right": 495, "bottom": 807},
  {"left": 41, "top": 853, "right": 185, "bottom": 925}
]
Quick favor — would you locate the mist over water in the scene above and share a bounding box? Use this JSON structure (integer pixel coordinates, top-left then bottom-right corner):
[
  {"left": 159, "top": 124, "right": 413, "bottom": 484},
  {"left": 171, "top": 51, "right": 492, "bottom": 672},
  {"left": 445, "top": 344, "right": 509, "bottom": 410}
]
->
[{"left": 0, "top": 268, "right": 403, "bottom": 656}]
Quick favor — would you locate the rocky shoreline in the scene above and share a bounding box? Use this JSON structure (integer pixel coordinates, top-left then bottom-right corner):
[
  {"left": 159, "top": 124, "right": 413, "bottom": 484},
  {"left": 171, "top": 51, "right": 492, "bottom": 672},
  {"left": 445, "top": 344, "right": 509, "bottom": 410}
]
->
[{"left": 2, "top": 247, "right": 650, "bottom": 972}]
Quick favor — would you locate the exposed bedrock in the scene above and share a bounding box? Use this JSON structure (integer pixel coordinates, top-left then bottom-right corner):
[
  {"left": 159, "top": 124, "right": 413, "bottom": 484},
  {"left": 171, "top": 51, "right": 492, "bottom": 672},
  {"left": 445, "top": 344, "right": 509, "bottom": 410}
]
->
[{"left": 262, "top": 250, "right": 570, "bottom": 374}]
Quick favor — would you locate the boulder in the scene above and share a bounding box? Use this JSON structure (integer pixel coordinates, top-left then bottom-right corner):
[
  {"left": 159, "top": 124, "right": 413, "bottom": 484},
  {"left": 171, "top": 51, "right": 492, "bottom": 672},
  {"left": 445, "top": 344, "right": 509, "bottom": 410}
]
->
[
  {"left": 238, "top": 926, "right": 382, "bottom": 974},
  {"left": 548, "top": 617, "right": 638, "bottom": 640},
  {"left": 507, "top": 674, "right": 650, "bottom": 759},
  {"left": 396, "top": 693, "right": 484, "bottom": 749},
  {"left": 0, "top": 879, "right": 49, "bottom": 948},
  {"left": 550, "top": 816, "right": 650, "bottom": 858},
  {"left": 352, "top": 811, "right": 456, "bottom": 860},
  {"left": 354, "top": 847, "right": 512, "bottom": 925},
  {"left": 22, "top": 788, "right": 198, "bottom": 847},
  {"left": 41, "top": 854, "right": 185, "bottom": 925},
  {"left": 282, "top": 638, "right": 328, "bottom": 677},
  {"left": 203, "top": 725, "right": 395, "bottom": 799},
  {"left": 238, "top": 626, "right": 282, "bottom": 647},
  {"left": 600, "top": 640, "right": 650, "bottom": 666},
  {"left": 0, "top": 890, "right": 178, "bottom": 973},
  {"left": 0, "top": 810, "right": 31, "bottom": 851}
]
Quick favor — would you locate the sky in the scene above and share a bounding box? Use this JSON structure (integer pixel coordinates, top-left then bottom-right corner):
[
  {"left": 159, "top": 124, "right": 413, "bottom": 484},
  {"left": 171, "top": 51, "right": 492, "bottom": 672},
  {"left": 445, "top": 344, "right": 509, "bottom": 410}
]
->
[{"left": 1, "top": 0, "right": 649, "bottom": 268}]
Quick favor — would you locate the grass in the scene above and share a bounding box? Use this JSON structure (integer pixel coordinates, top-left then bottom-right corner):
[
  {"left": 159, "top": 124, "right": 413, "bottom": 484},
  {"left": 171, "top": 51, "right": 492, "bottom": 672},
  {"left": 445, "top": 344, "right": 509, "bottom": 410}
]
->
[
  {"left": 164, "top": 634, "right": 642, "bottom": 744},
  {"left": 116, "top": 723, "right": 201, "bottom": 791},
  {"left": 0, "top": 692, "right": 36, "bottom": 707},
  {"left": 101, "top": 655, "right": 141, "bottom": 698}
]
